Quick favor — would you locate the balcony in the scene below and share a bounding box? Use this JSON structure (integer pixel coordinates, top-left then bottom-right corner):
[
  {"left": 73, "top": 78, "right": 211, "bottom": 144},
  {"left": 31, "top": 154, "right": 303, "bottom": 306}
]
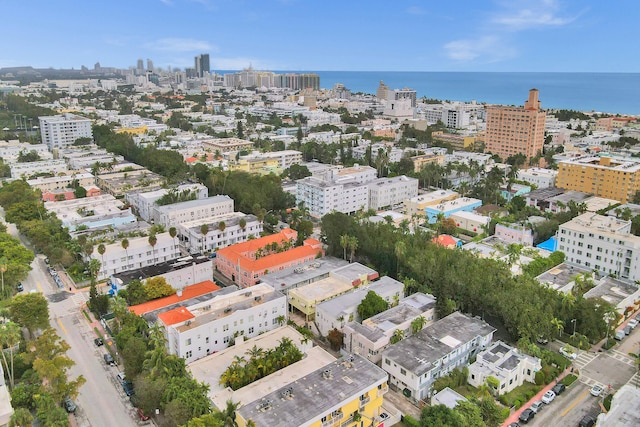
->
[
  {"left": 359, "top": 396, "right": 371, "bottom": 408},
  {"left": 377, "top": 384, "right": 389, "bottom": 397}
]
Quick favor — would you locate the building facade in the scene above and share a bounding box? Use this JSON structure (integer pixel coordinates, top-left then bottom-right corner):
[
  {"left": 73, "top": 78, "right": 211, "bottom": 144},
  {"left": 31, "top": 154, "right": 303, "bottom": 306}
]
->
[
  {"left": 152, "top": 196, "right": 234, "bottom": 228},
  {"left": 39, "top": 113, "right": 93, "bottom": 149},
  {"left": 368, "top": 176, "right": 419, "bottom": 210},
  {"left": 178, "top": 212, "right": 262, "bottom": 254},
  {"left": 485, "top": 89, "right": 546, "bottom": 161}
]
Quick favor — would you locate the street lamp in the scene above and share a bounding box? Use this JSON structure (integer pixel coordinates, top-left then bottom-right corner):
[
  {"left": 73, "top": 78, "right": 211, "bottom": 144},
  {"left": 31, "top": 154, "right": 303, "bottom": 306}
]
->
[
  {"left": 571, "top": 318, "right": 577, "bottom": 336},
  {"left": 0, "top": 257, "right": 7, "bottom": 296}
]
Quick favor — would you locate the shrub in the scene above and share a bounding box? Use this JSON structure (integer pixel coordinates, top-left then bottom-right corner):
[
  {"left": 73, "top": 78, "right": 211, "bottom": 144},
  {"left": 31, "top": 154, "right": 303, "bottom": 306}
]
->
[
  {"left": 603, "top": 394, "right": 613, "bottom": 411},
  {"left": 561, "top": 374, "right": 578, "bottom": 386},
  {"left": 535, "top": 371, "right": 545, "bottom": 385},
  {"left": 402, "top": 414, "right": 420, "bottom": 427}
]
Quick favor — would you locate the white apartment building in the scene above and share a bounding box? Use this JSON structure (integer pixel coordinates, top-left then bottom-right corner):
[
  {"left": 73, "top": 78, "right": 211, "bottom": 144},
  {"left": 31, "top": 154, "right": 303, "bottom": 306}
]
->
[
  {"left": 158, "top": 283, "right": 287, "bottom": 364},
  {"left": 127, "top": 184, "right": 209, "bottom": 222},
  {"left": 27, "top": 172, "right": 95, "bottom": 192},
  {"left": 368, "top": 176, "right": 419, "bottom": 210},
  {"left": 381, "top": 311, "right": 495, "bottom": 401},
  {"left": 0, "top": 141, "right": 51, "bottom": 163},
  {"left": 342, "top": 292, "right": 436, "bottom": 364},
  {"left": 315, "top": 276, "right": 405, "bottom": 337},
  {"left": 88, "top": 232, "right": 181, "bottom": 279},
  {"left": 239, "top": 150, "right": 303, "bottom": 170},
  {"left": 10, "top": 159, "right": 68, "bottom": 179},
  {"left": 467, "top": 341, "right": 541, "bottom": 395},
  {"left": 45, "top": 194, "right": 136, "bottom": 231},
  {"left": 557, "top": 213, "right": 640, "bottom": 281},
  {"left": 517, "top": 168, "right": 558, "bottom": 189},
  {"left": 202, "top": 137, "right": 254, "bottom": 153},
  {"left": 152, "top": 195, "right": 234, "bottom": 228},
  {"left": 39, "top": 113, "right": 93, "bottom": 149},
  {"left": 177, "top": 212, "right": 262, "bottom": 254}
]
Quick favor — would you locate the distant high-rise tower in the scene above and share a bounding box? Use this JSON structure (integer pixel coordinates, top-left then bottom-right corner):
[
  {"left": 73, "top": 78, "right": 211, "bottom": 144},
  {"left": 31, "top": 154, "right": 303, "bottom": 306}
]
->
[
  {"left": 136, "top": 59, "right": 144, "bottom": 70},
  {"left": 147, "top": 59, "right": 154, "bottom": 72},
  {"left": 485, "top": 89, "right": 546, "bottom": 162},
  {"left": 194, "top": 54, "right": 210, "bottom": 77},
  {"left": 376, "top": 81, "right": 390, "bottom": 100}
]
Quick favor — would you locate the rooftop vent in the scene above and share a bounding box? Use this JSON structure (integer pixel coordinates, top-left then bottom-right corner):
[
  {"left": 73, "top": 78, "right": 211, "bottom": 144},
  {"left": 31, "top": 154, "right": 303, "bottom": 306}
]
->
[
  {"left": 294, "top": 267, "right": 304, "bottom": 274},
  {"left": 322, "top": 369, "right": 332, "bottom": 379},
  {"left": 224, "top": 307, "right": 232, "bottom": 313},
  {"left": 244, "top": 291, "right": 252, "bottom": 297},
  {"left": 254, "top": 296, "right": 262, "bottom": 302}
]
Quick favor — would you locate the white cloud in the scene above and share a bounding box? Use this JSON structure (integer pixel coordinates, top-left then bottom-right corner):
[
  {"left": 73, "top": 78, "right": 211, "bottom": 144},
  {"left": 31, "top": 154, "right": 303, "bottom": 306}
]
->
[
  {"left": 159, "top": 0, "right": 173, "bottom": 5},
  {"left": 492, "top": 0, "right": 580, "bottom": 30},
  {"left": 406, "top": 6, "right": 426, "bottom": 16},
  {"left": 444, "top": 36, "right": 516, "bottom": 63},
  {"left": 145, "top": 38, "right": 215, "bottom": 52}
]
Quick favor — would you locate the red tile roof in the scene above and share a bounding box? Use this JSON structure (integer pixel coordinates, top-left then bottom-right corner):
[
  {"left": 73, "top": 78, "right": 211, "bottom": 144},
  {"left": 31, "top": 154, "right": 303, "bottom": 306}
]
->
[
  {"left": 157, "top": 306, "right": 195, "bottom": 326},
  {"left": 432, "top": 234, "right": 458, "bottom": 247},
  {"left": 129, "top": 280, "right": 220, "bottom": 315}
]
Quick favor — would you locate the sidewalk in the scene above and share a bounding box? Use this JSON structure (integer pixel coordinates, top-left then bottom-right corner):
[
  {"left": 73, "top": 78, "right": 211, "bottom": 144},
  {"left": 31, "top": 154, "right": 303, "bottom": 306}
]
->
[{"left": 501, "top": 366, "right": 573, "bottom": 426}]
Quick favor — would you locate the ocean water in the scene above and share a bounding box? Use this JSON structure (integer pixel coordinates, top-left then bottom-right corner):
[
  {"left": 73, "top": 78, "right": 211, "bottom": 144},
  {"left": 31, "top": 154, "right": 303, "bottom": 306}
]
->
[
  {"left": 314, "top": 71, "right": 640, "bottom": 115},
  {"left": 220, "top": 70, "right": 639, "bottom": 115}
]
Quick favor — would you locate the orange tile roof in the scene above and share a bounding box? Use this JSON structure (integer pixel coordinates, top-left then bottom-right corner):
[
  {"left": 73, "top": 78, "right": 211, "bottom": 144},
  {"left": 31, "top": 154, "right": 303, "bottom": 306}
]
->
[
  {"left": 158, "top": 306, "right": 195, "bottom": 326},
  {"left": 185, "top": 156, "right": 198, "bottom": 163},
  {"left": 216, "top": 229, "right": 323, "bottom": 273},
  {"left": 129, "top": 280, "right": 220, "bottom": 315},
  {"left": 432, "top": 234, "right": 458, "bottom": 247}
]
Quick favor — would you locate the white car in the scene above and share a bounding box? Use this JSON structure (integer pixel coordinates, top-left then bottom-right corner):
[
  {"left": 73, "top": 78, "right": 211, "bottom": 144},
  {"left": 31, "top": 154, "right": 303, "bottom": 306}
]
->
[
  {"left": 541, "top": 390, "right": 556, "bottom": 404},
  {"left": 530, "top": 400, "right": 544, "bottom": 413},
  {"left": 628, "top": 319, "right": 638, "bottom": 329},
  {"left": 559, "top": 347, "right": 577, "bottom": 360},
  {"left": 590, "top": 384, "right": 604, "bottom": 397}
]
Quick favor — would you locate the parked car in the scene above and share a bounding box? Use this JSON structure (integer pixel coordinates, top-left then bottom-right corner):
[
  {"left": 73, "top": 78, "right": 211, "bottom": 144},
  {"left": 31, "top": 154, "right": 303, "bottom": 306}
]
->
[
  {"left": 508, "top": 424, "right": 521, "bottom": 427},
  {"left": 635, "top": 313, "right": 640, "bottom": 322},
  {"left": 541, "top": 390, "right": 556, "bottom": 404},
  {"left": 628, "top": 319, "right": 638, "bottom": 329},
  {"left": 122, "top": 380, "right": 135, "bottom": 396},
  {"left": 104, "top": 353, "right": 116, "bottom": 366},
  {"left": 578, "top": 415, "right": 596, "bottom": 427},
  {"left": 590, "top": 384, "right": 604, "bottom": 397},
  {"left": 615, "top": 330, "right": 626, "bottom": 340},
  {"left": 529, "top": 400, "right": 543, "bottom": 413},
  {"left": 16, "top": 283, "right": 23, "bottom": 292},
  {"left": 137, "top": 408, "right": 150, "bottom": 421},
  {"left": 94, "top": 338, "right": 104, "bottom": 346},
  {"left": 624, "top": 325, "right": 632, "bottom": 335},
  {"left": 63, "top": 397, "right": 76, "bottom": 413},
  {"left": 536, "top": 336, "right": 549, "bottom": 345},
  {"left": 559, "top": 347, "right": 577, "bottom": 360},
  {"left": 117, "top": 372, "right": 126, "bottom": 384},
  {"left": 518, "top": 408, "right": 535, "bottom": 424},
  {"left": 552, "top": 383, "right": 566, "bottom": 395}
]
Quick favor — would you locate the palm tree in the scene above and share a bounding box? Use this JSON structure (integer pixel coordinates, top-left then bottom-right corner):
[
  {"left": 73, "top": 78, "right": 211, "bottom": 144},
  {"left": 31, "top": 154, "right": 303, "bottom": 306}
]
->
[
  {"left": 410, "top": 316, "right": 427, "bottom": 335},
  {"left": 121, "top": 238, "right": 129, "bottom": 268},
  {"left": 200, "top": 224, "right": 210, "bottom": 253},
  {"left": 0, "top": 321, "right": 21, "bottom": 390},
  {"left": 395, "top": 241, "right": 406, "bottom": 278},
  {"left": 221, "top": 399, "right": 240, "bottom": 427},
  {"left": 238, "top": 218, "right": 247, "bottom": 233},
  {"left": 390, "top": 329, "right": 405, "bottom": 344},
  {"left": 340, "top": 234, "right": 349, "bottom": 261},
  {"left": 219, "top": 221, "right": 226, "bottom": 234},
  {"left": 148, "top": 233, "right": 158, "bottom": 264},
  {"left": 97, "top": 243, "right": 106, "bottom": 278},
  {"left": 169, "top": 226, "right": 177, "bottom": 252},
  {"left": 9, "top": 407, "right": 33, "bottom": 427},
  {"left": 551, "top": 317, "right": 565, "bottom": 337},
  {"left": 348, "top": 236, "right": 358, "bottom": 263}
]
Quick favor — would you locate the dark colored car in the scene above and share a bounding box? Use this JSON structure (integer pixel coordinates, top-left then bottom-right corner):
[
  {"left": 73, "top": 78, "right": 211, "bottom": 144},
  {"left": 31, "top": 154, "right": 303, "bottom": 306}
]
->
[
  {"left": 137, "top": 408, "right": 150, "bottom": 421},
  {"left": 519, "top": 408, "right": 535, "bottom": 424},
  {"left": 552, "top": 383, "right": 566, "bottom": 395},
  {"left": 63, "top": 397, "right": 76, "bottom": 413},
  {"left": 104, "top": 353, "right": 116, "bottom": 366},
  {"left": 122, "top": 380, "right": 135, "bottom": 396},
  {"left": 94, "top": 338, "right": 104, "bottom": 346},
  {"left": 508, "top": 423, "right": 521, "bottom": 427},
  {"left": 624, "top": 325, "right": 632, "bottom": 335},
  {"left": 578, "top": 415, "right": 596, "bottom": 427}
]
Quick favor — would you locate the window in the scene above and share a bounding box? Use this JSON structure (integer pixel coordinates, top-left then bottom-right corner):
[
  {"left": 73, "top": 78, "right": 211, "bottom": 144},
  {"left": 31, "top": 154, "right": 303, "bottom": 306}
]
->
[
  {"left": 249, "top": 327, "right": 254, "bottom": 334},
  {"left": 223, "top": 324, "right": 229, "bottom": 331},
  {"left": 186, "top": 338, "right": 191, "bottom": 346},
  {"left": 185, "top": 350, "right": 192, "bottom": 358},
  {"left": 400, "top": 368, "right": 406, "bottom": 376}
]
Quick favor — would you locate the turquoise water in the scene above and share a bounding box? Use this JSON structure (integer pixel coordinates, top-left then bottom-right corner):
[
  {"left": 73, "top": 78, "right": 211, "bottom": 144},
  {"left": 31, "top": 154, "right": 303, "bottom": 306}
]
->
[{"left": 221, "top": 70, "right": 640, "bottom": 115}]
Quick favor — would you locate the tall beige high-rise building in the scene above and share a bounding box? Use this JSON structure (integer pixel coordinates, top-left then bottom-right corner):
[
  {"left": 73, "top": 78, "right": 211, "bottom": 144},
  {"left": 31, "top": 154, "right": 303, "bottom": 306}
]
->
[{"left": 485, "top": 89, "right": 546, "bottom": 161}]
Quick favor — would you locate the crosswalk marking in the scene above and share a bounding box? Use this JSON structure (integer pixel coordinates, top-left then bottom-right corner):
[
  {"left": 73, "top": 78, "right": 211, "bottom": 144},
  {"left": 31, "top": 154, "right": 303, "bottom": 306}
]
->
[
  {"left": 573, "top": 352, "right": 598, "bottom": 370},
  {"left": 71, "top": 292, "right": 87, "bottom": 306},
  {"left": 608, "top": 349, "right": 636, "bottom": 367}
]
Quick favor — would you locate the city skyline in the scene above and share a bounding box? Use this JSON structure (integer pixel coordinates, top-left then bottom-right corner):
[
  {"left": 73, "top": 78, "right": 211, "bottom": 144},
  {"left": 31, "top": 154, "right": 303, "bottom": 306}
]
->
[{"left": 1, "top": 0, "right": 638, "bottom": 73}]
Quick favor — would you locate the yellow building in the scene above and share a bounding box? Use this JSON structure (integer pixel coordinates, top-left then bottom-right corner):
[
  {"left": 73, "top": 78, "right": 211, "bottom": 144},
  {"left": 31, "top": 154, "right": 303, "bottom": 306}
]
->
[
  {"left": 556, "top": 156, "right": 640, "bottom": 203},
  {"left": 411, "top": 153, "right": 445, "bottom": 173},
  {"left": 236, "top": 354, "right": 389, "bottom": 427},
  {"left": 404, "top": 189, "right": 459, "bottom": 217},
  {"left": 229, "top": 156, "right": 280, "bottom": 175},
  {"left": 432, "top": 132, "right": 476, "bottom": 151},
  {"left": 116, "top": 126, "right": 148, "bottom": 135}
]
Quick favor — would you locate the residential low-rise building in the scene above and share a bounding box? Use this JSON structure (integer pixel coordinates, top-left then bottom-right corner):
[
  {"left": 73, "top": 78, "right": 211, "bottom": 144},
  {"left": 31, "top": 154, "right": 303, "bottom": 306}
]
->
[
  {"left": 381, "top": 311, "right": 495, "bottom": 401},
  {"left": 432, "top": 387, "right": 467, "bottom": 409},
  {"left": 152, "top": 283, "right": 287, "bottom": 364},
  {"left": 202, "top": 137, "right": 254, "bottom": 153},
  {"left": 467, "top": 341, "right": 541, "bottom": 395},
  {"left": 178, "top": 212, "right": 262, "bottom": 253},
  {"left": 215, "top": 228, "right": 324, "bottom": 289},
  {"left": 557, "top": 213, "right": 640, "bottom": 281},
  {"left": 112, "top": 254, "right": 212, "bottom": 291},
  {"left": 96, "top": 167, "right": 163, "bottom": 198},
  {"left": 10, "top": 159, "right": 68, "bottom": 179},
  {"left": 368, "top": 175, "right": 419, "bottom": 210},
  {"left": 316, "top": 276, "right": 404, "bottom": 337},
  {"left": 404, "top": 190, "right": 458, "bottom": 217},
  {"left": 152, "top": 195, "right": 234, "bottom": 228},
  {"left": 88, "top": 231, "right": 181, "bottom": 279},
  {"left": 342, "top": 292, "right": 436, "bottom": 364},
  {"left": 27, "top": 172, "right": 94, "bottom": 192},
  {"left": 126, "top": 183, "right": 209, "bottom": 222},
  {"left": 596, "top": 384, "right": 640, "bottom": 426},
  {"left": 450, "top": 211, "right": 490, "bottom": 234},
  {"left": 517, "top": 168, "right": 558, "bottom": 189},
  {"left": 288, "top": 263, "right": 379, "bottom": 322},
  {"left": 259, "top": 256, "right": 349, "bottom": 293},
  {"left": 494, "top": 223, "right": 534, "bottom": 246},
  {"left": 425, "top": 197, "right": 482, "bottom": 224},
  {"left": 411, "top": 153, "right": 445, "bottom": 173},
  {"left": 0, "top": 141, "right": 51, "bottom": 163},
  {"left": 44, "top": 194, "right": 136, "bottom": 231}
]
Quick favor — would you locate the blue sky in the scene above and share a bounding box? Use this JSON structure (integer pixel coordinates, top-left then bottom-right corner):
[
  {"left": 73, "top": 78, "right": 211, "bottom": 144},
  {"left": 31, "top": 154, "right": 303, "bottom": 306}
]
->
[{"left": 0, "top": 0, "right": 637, "bottom": 72}]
